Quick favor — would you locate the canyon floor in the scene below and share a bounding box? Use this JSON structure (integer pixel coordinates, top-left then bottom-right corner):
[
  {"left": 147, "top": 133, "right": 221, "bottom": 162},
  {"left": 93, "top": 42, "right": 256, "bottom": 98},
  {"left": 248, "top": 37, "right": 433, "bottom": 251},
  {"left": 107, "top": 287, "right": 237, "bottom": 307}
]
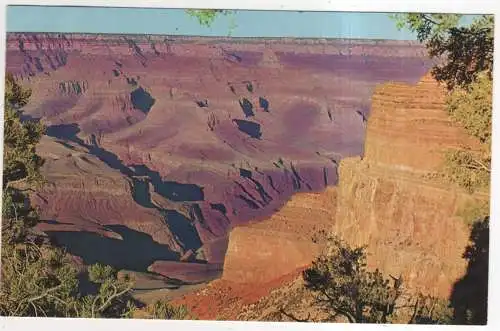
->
[{"left": 4, "top": 33, "right": 488, "bottom": 320}]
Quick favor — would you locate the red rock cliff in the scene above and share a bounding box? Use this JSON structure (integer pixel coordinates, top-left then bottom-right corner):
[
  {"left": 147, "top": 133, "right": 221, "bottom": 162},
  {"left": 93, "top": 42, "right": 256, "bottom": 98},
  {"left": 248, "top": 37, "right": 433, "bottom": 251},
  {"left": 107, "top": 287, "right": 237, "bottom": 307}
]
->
[{"left": 220, "top": 73, "right": 487, "bottom": 299}]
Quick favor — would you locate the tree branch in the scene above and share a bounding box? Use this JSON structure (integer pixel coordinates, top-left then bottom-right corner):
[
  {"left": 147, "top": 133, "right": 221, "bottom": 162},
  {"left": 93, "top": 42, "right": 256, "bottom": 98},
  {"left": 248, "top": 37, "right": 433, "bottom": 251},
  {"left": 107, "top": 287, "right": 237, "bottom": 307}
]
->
[
  {"left": 408, "top": 297, "right": 420, "bottom": 324},
  {"left": 421, "top": 14, "right": 439, "bottom": 26},
  {"left": 14, "top": 284, "right": 63, "bottom": 315},
  {"left": 91, "top": 293, "right": 100, "bottom": 318},
  {"left": 97, "top": 283, "right": 132, "bottom": 314},
  {"left": 319, "top": 289, "right": 357, "bottom": 323},
  {"left": 47, "top": 293, "right": 70, "bottom": 307},
  {"left": 30, "top": 301, "right": 38, "bottom": 317},
  {"left": 5, "top": 177, "right": 28, "bottom": 191},
  {"left": 471, "top": 158, "right": 491, "bottom": 173},
  {"left": 279, "top": 308, "right": 311, "bottom": 322}
]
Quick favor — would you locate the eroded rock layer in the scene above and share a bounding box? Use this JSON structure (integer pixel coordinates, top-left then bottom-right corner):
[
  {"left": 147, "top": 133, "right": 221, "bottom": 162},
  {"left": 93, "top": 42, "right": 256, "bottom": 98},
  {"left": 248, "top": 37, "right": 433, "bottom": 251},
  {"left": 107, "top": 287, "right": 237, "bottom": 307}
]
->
[
  {"left": 6, "top": 33, "right": 432, "bottom": 282},
  {"left": 177, "top": 74, "right": 488, "bottom": 320}
]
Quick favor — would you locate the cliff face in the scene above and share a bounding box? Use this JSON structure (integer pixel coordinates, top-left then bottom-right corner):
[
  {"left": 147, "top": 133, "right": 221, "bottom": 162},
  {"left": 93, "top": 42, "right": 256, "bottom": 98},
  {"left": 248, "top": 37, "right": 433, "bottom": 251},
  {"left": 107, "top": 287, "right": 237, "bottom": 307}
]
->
[
  {"left": 333, "top": 74, "right": 485, "bottom": 297},
  {"left": 32, "top": 136, "right": 183, "bottom": 269},
  {"left": 222, "top": 189, "right": 336, "bottom": 283},
  {"left": 207, "top": 73, "right": 486, "bottom": 318},
  {"left": 6, "top": 33, "right": 433, "bottom": 280}
]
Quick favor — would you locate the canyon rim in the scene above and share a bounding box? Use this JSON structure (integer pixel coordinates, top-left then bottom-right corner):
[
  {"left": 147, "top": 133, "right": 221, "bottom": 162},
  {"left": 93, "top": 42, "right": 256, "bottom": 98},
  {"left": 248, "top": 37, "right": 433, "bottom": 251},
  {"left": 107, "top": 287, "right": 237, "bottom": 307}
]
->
[{"left": 1, "top": 7, "right": 493, "bottom": 325}]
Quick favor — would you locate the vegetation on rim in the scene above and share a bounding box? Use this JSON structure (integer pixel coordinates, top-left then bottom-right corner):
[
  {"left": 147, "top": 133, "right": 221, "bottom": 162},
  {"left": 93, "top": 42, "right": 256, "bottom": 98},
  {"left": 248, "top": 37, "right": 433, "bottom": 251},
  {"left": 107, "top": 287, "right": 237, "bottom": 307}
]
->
[
  {"left": 1, "top": 10, "right": 493, "bottom": 324},
  {"left": 1, "top": 74, "right": 189, "bottom": 319}
]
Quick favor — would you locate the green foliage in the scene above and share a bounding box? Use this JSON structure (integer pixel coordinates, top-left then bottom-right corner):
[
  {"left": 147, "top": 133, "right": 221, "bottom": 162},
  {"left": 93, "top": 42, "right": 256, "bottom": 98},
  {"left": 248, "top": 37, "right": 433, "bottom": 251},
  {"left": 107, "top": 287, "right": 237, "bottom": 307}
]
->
[
  {"left": 446, "top": 72, "right": 492, "bottom": 144},
  {"left": 391, "top": 13, "right": 462, "bottom": 42},
  {"left": 88, "top": 263, "right": 117, "bottom": 283},
  {"left": 303, "top": 232, "right": 453, "bottom": 324},
  {"left": 2, "top": 73, "right": 45, "bottom": 244},
  {"left": 442, "top": 149, "right": 490, "bottom": 193},
  {"left": 0, "top": 243, "right": 79, "bottom": 317},
  {"left": 144, "top": 300, "right": 192, "bottom": 320},
  {"left": 392, "top": 14, "right": 494, "bottom": 90},
  {"left": 185, "top": 9, "right": 236, "bottom": 35},
  {"left": 1, "top": 187, "right": 40, "bottom": 244},
  {"left": 75, "top": 264, "right": 135, "bottom": 318},
  {"left": 429, "top": 16, "right": 494, "bottom": 91},
  {"left": 4, "top": 72, "right": 32, "bottom": 108},
  {"left": 3, "top": 74, "right": 45, "bottom": 191},
  {"left": 303, "top": 233, "right": 403, "bottom": 323},
  {"left": 186, "top": 9, "right": 232, "bottom": 27}
]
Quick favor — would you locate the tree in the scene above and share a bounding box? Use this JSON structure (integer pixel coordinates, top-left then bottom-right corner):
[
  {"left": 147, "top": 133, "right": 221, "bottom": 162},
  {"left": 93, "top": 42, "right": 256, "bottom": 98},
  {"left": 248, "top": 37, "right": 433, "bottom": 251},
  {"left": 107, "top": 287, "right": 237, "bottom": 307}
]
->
[
  {"left": 186, "top": 9, "right": 231, "bottom": 27},
  {"left": 1, "top": 73, "right": 80, "bottom": 317},
  {"left": 304, "top": 246, "right": 399, "bottom": 322},
  {"left": 446, "top": 71, "right": 492, "bottom": 145},
  {"left": 393, "top": 14, "right": 493, "bottom": 194},
  {"left": 392, "top": 14, "right": 493, "bottom": 90},
  {"left": 0, "top": 242, "right": 79, "bottom": 317},
  {"left": 3, "top": 74, "right": 45, "bottom": 190},
  {"left": 185, "top": 9, "right": 236, "bottom": 34},
  {"left": 441, "top": 148, "right": 491, "bottom": 194},
  {"left": 143, "top": 300, "right": 192, "bottom": 320},
  {"left": 302, "top": 233, "right": 451, "bottom": 324},
  {"left": 1, "top": 74, "right": 193, "bottom": 319},
  {"left": 75, "top": 264, "right": 136, "bottom": 318},
  {"left": 441, "top": 68, "right": 491, "bottom": 194}
]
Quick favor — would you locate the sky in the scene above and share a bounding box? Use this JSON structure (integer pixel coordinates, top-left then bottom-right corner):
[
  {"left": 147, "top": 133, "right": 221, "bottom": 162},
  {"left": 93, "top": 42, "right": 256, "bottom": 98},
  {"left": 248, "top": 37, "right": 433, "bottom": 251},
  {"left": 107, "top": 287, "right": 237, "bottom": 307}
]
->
[{"left": 5, "top": 6, "right": 426, "bottom": 40}]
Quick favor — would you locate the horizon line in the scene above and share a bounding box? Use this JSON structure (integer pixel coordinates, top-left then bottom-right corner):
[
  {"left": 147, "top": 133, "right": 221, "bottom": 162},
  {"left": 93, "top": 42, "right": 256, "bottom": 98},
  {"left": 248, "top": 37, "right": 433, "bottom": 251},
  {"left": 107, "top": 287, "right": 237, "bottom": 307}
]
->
[{"left": 5, "top": 31, "right": 423, "bottom": 43}]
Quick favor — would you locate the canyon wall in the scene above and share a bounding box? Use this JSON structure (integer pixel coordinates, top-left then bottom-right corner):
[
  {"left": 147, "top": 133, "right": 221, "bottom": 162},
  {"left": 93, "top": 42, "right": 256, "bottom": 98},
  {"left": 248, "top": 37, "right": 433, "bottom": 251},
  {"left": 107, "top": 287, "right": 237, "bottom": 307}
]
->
[
  {"left": 10, "top": 33, "right": 488, "bottom": 318},
  {"left": 6, "top": 33, "right": 433, "bottom": 282},
  {"left": 222, "top": 189, "right": 336, "bottom": 283},
  {"left": 220, "top": 74, "right": 487, "bottom": 299},
  {"left": 333, "top": 73, "right": 487, "bottom": 297}
]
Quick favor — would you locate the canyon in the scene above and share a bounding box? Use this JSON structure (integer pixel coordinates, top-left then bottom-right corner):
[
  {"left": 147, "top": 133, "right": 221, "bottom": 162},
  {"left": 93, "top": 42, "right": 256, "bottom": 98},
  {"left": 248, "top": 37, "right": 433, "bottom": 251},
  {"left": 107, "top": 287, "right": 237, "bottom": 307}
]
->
[
  {"left": 5, "top": 33, "right": 480, "bottom": 316},
  {"left": 173, "top": 74, "right": 487, "bottom": 320}
]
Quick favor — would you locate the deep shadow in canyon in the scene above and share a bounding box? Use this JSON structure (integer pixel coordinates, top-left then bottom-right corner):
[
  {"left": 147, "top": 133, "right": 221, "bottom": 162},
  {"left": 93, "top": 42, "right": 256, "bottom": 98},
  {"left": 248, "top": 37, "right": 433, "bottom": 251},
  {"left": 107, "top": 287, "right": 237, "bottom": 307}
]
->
[
  {"left": 449, "top": 217, "right": 489, "bottom": 325},
  {"left": 8, "top": 34, "right": 441, "bottom": 303},
  {"left": 163, "top": 210, "right": 203, "bottom": 251},
  {"left": 233, "top": 119, "right": 262, "bottom": 139},
  {"left": 132, "top": 165, "right": 205, "bottom": 202},
  {"left": 46, "top": 224, "right": 179, "bottom": 271},
  {"left": 45, "top": 123, "right": 206, "bottom": 259},
  {"left": 46, "top": 123, "right": 205, "bottom": 205}
]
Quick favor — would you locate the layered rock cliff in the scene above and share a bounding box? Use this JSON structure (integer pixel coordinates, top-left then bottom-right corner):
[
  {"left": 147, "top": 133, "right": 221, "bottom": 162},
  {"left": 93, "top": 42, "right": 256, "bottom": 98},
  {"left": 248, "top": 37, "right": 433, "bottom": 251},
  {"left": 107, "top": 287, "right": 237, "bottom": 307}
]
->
[
  {"left": 176, "top": 73, "right": 488, "bottom": 319},
  {"left": 6, "top": 33, "right": 434, "bottom": 284},
  {"left": 332, "top": 74, "right": 487, "bottom": 297}
]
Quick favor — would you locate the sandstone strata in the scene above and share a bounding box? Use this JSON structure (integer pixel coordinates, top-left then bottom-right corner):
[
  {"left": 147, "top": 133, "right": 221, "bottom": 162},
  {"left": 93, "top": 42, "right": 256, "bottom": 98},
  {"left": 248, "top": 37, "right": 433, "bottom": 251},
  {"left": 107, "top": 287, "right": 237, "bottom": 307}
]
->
[
  {"left": 333, "top": 73, "right": 486, "bottom": 297},
  {"left": 200, "top": 74, "right": 487, "bottom": 319},
  {"left": 6, "top": 33, "right": 433, "bottom": 279}
]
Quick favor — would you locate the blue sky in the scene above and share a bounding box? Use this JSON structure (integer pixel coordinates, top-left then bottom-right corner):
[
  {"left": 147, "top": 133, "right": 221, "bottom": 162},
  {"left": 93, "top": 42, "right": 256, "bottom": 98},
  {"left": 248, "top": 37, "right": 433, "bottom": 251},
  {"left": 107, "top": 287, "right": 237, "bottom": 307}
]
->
[
  {"left": 6, "top": 6, "right": 478, "bottom": 40},
  {"left": 6, "top": 6, "right": 424, "bottom": 40}
]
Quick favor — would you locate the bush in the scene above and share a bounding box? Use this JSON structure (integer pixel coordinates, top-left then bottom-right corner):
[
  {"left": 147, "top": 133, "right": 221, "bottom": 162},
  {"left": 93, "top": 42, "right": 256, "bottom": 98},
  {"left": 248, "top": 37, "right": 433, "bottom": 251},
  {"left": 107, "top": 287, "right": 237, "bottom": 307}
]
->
[
  {"left": 1, "top": 74, "right": 136, "bottom": 319},
  {"left": 304, "top": 233, "right": 398, "bottom": 323},
  {"left": 442, "top": 149, "right": 490, "bottom": 193},
  {"left": 446, "top": 72, "right": 492, "bottom": 144},
  {"left": 145, "top": 300, "right": 191, "bottom": 320}
]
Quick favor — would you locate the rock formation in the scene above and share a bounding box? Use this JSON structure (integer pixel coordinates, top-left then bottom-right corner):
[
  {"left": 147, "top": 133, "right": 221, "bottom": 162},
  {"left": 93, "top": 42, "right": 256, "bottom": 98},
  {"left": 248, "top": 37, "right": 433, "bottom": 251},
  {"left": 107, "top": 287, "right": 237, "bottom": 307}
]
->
[
  {"left": 6, "top": 33, "right": 450, "bottom": 307},
  {"left": 258, "top": 48, "right": 283, "bottom": 69},
  {"left": 175, "top": 73, "right": 488, "bottom": 319}
]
